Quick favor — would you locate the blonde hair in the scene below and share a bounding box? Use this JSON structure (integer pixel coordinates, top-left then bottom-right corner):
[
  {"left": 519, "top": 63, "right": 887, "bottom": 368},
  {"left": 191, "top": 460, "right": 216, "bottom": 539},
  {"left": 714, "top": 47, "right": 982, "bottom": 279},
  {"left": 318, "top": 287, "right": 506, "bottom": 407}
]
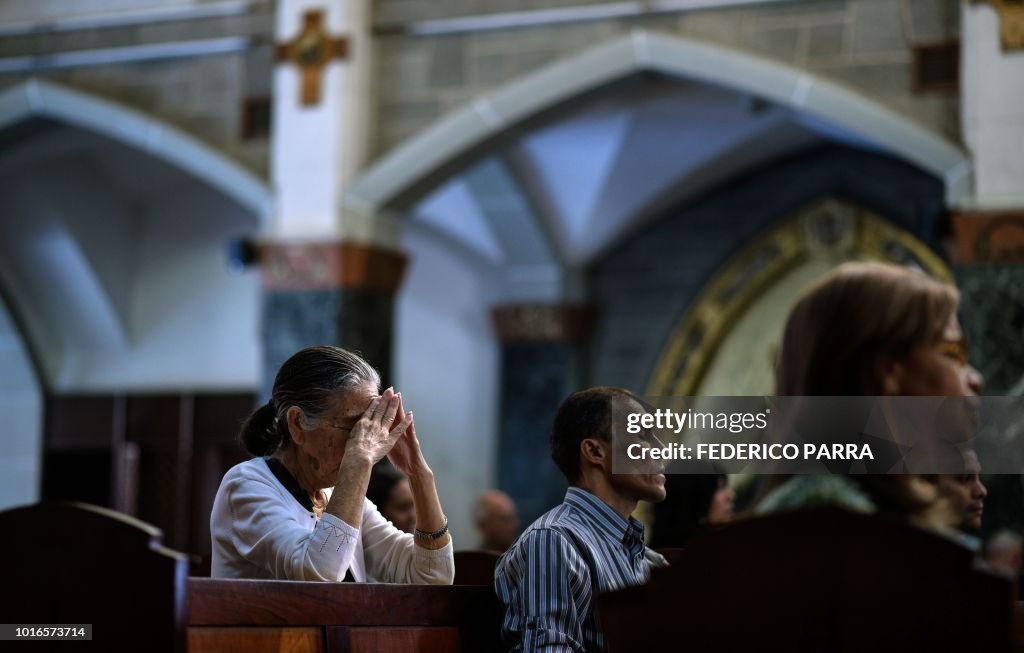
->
[{"left": 776, "top": 262, "right": 959, "bottom": 396}]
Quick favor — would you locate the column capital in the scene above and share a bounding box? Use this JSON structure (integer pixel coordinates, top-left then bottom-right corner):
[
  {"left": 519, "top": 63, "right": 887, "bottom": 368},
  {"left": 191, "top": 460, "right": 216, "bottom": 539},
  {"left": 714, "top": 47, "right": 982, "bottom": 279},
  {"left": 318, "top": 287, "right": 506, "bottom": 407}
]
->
[
  {"left": 951, "top": 210, "right": 1024, "bottom": 264},
  {"left": 491, "top": 303, "right": 596, "bottom": 344},
  {"left": 258, "top": 240, "right": 407, "bottom": 293}
]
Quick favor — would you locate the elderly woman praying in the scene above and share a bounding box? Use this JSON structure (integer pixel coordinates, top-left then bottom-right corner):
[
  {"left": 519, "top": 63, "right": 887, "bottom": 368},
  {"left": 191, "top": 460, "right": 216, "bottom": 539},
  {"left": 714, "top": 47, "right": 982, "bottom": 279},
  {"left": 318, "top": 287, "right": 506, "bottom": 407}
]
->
[{"left": 210, "top": 345, "right": 453, "bottom": 583}]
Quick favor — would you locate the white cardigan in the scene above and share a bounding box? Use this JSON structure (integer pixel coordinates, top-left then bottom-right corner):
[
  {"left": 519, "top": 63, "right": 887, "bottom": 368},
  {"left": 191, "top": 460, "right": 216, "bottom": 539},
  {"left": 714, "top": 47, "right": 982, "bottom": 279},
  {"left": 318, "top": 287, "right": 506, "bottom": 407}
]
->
[{"left": 210, "top": 458, "right": 454, "bottom": 583}]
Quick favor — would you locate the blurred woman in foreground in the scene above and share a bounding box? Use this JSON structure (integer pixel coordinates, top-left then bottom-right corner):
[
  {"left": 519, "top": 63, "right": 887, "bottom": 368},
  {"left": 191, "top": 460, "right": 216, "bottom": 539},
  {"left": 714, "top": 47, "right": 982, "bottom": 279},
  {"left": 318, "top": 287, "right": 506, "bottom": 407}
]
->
[{"left": 757, "top": 262, "right": 983, "bottom": 530}]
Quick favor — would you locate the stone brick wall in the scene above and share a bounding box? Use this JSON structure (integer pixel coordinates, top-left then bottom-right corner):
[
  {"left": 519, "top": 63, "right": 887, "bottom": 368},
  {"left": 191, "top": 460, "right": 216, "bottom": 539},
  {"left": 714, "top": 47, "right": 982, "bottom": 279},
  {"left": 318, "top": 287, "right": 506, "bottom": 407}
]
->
[
  {"left": 372, "top": 0, "right": 961, "bottom": 159},
  {"left": 0, "top": 11, "right": 273, "bottom": 176},
  {"left": 0, "top": 1, "right": 963, "bottom": 180}
]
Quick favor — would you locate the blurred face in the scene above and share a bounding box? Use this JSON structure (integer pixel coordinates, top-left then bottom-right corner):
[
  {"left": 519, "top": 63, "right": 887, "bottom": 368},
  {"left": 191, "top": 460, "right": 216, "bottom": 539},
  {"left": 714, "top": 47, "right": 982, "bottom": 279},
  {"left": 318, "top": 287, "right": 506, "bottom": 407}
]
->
[
  {"left": 888, "top": 315, "right": 983, "bottom": 397},
  {"left": 382, "top": 479, "right": 416, "bottom": 534},
  {"left": 293, "top": 382, "right": 378, "bottom": 489},
  {"left": 608, "top": 399, "right": 667, "bottom": 503},
  {"left": 707, "top": 477, "right": 735, "bottom": 525},
  {"left": 477, "top": 495, "right": 520, "bottom": 551},
  {"left": 936, "top": 450, "right": 987, "bottom": 533}
]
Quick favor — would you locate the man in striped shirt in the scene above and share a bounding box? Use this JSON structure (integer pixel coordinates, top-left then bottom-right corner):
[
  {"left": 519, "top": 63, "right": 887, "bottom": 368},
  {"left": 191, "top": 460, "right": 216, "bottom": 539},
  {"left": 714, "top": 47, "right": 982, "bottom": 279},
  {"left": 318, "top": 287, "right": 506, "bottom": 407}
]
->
[{"left": 495, "top": 387, "right": 668, "bottom": 652}]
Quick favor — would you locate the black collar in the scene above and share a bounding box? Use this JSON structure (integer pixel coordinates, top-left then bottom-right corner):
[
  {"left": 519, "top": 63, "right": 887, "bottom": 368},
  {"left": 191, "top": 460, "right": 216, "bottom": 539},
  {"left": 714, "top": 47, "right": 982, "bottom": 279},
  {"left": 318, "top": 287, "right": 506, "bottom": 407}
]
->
[{"left": 264, "top": 456, "right": 314, "bottom": 512}]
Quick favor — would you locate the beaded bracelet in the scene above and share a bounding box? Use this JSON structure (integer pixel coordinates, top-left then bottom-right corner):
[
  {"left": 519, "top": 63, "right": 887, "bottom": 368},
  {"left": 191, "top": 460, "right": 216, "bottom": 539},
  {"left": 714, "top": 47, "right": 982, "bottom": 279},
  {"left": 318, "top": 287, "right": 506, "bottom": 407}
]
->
[{"left": 414, "top": 517, "right": 449, "bottom": 541}]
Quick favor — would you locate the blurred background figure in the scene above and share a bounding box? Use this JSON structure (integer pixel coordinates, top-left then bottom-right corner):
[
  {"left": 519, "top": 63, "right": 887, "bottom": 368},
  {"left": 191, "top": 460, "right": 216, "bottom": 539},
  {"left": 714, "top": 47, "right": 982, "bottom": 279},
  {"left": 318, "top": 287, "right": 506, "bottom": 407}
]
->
[
  {"left": 367, "top": 461, "right": 417, "bottom": 534},
  {"left": 984, "top": 529, "right": 1022, "bottom": 577},
  {"left": 474, "top": 489, "right": 520, "bottom": 553},
  {"left": 928, "top": 450, "right": 987, "bottom": 535},
  {"left": 650, "top": 473, "right": 734, "bottom": 548}
]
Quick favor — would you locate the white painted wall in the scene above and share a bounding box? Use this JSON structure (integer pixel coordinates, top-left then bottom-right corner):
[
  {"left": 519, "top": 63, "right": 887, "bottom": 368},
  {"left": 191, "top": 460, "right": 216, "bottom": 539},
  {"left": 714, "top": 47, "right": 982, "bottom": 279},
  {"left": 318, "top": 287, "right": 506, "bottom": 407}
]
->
[
  {"left": 0, "top": 295, "right": 42, "bottom": 511},
  {"left": 0, "top": 162, "right": 262, "bottom": 392},
  {"left": 272, "top": 0, "right": 374, "bottom": 238},
  {"left": 394, "top": 222, "right": 502, "bottom": 548},
  {"left": 962, "top": 3, "right": 1024, "bottom": 208},
  {"left": 64, "top": 189, "right": 262, "bottom": 391}
]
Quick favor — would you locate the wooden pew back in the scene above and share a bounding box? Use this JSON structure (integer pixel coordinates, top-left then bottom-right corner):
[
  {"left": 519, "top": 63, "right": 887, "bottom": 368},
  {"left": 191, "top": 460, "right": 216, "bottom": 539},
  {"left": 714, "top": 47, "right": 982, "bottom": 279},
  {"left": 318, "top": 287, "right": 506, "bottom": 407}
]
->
[
  {"left": 188, "top": 578, "right": 502, "bottom": 653},
  {"left": 452, "top": 550, "right": 500, "bottom": 586},
  {"left": 600, "top": 508, "right": 1015, "bottom": 653},
  {"left": 0, "top": 501, "right": 188, "bottom": 653}
]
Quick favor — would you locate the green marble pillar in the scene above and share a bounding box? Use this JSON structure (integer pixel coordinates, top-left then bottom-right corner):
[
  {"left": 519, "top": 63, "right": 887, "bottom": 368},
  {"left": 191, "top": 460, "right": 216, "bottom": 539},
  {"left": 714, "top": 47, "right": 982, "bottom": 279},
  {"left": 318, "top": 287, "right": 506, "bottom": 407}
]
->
[
  {"left": 258, "top": 242, "right": 406, "bottom": 397},
  {"left": 953, "top": 211, "right": 1024, "bottom": 541},
  {"left": 492, "top": 304, "right": 594, "bottom": 526}
]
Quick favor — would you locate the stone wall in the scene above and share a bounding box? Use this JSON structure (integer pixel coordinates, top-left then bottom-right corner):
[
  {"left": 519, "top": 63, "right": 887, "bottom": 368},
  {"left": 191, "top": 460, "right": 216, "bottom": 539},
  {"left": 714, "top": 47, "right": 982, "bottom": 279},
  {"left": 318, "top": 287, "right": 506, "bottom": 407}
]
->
[
  {"left": 372, "top": 0, "right": 961, "bottom": 158},
  {"left": 0, "top": 11, "right": 273, "bottom": 176},
  {"left": 0, "top": 1, "right": 963, "bottom": 180}
]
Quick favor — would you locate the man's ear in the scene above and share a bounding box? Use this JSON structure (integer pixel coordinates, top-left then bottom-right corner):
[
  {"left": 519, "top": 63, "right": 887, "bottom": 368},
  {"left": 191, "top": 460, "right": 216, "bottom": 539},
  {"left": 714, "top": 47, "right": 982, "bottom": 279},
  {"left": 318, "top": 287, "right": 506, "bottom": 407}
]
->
[
  {"left": 286, "top": 406, "right": 306, "bottom": 445},
  {"left": 580, "top": 438, "right": 608, "bottom": 470},
  {"left": 876, "top": 356, "right": 904, "bottom": 395}
]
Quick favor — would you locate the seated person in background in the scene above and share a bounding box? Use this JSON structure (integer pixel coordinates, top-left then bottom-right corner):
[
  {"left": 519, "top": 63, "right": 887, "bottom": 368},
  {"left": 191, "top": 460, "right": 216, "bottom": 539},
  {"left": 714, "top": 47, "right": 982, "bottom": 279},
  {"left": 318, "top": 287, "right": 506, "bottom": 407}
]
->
[
  {"left": 367, "top": 460, "right": 416, "bottom": 534},
  {"left": 925, "top": 449, "right": 987, "bottom": 535},
  {"left": 474, "top": 489, "right": 520, "bottom": 553},
  {"left": 650, "top": 472, "right": 734, "bottom": 548},
  {"left": 210, "top": 345, "right": 454, "bottom": 583},
  {"left": 757, "top": 262, "right": 983, "bottom": 531},
  {"left": 985, "top": 529, "right": 1022, "bottom": 577},
  {"left": 495, "top": 387, "right": 668, "bottom": 653}
]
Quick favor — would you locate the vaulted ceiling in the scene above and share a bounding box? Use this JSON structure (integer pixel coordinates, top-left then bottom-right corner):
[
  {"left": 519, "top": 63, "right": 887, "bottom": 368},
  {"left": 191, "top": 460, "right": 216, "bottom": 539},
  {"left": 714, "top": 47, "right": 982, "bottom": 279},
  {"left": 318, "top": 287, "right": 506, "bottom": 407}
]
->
[{"left": 411, "top": 75, "right": 887, "bottom": 278}]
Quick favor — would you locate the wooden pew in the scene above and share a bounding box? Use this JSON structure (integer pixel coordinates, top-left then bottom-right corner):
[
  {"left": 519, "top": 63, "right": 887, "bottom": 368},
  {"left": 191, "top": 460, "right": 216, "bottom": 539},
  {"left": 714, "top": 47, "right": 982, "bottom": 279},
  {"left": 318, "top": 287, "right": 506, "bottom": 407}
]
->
[
  {"left": 188, "top": 578, "right": 502, "bottom": 653},
  {"left": 0, "top": 502, "right": 503, "bottom": 652},
  {"left": 0, "top": 501, "right": 188, "bottom": 653},
  {"left": 599, "top": 508, "right": 1015, "bottom": 653},
  {"left": 452, "top": 550, "right": 500, "bottom": 586}
]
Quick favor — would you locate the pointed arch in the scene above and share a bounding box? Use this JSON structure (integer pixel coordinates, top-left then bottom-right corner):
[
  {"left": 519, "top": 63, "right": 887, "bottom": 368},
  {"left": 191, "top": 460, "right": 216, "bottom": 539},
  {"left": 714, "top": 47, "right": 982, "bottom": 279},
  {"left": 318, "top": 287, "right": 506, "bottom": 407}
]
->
[
  {"left": 344, "top": 30, "right": 970, "bottom": 226},
  {"left": 0, "top": 78, "right": 271, "bottom": 223}
]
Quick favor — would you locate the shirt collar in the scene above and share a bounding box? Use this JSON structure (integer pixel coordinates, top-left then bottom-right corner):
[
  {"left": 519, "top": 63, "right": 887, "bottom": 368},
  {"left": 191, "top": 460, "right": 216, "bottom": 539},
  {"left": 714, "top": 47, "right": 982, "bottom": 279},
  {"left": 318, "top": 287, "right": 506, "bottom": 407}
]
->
[
  {"left": 264, "top": 456, "right": 314, "bottom": 512},
  {"left": 564, "top": 487, "right": 647, "bottom": 555}
]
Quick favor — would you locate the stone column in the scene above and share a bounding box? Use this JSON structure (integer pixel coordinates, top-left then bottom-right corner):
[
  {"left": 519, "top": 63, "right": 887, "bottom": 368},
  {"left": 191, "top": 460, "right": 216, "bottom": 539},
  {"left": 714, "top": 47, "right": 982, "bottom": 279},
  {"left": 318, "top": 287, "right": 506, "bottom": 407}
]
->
[
  {"left": 950, "top": 211, "right": 1024, "bottom": 539},
  {"left": 262, "top": 0, "right": 401, "bottom": 389},
  {"left": 259, "top": 242, "right": 406, "bottom": 395},
  {"left": 955, "top": 2, "right": 1024, "bottom": 538},
  {"left": 492, "top": 303, "right": 594, "bottom": 526},
  {"left": 957, "top": 2, "right": 1024, "bottom": 395},
  {"left": 962, "top": 2, "right": 1024, "bottom": 210}
]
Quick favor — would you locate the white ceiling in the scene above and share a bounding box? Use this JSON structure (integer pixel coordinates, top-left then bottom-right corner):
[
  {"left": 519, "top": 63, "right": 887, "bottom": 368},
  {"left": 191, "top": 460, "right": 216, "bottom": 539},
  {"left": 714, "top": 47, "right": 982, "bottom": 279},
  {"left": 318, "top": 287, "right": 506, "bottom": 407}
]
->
[
  {"left": 411, "top": 76, "right": 879, "bottom": 274},
  {"left": 0, "top": 121, "right": 263, "bottom": 390}
]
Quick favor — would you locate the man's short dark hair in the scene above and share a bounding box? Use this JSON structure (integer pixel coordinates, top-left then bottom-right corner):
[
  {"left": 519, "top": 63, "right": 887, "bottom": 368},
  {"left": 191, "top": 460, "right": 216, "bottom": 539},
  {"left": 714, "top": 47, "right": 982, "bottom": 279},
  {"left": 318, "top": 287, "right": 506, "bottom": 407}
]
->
[{"left": 550, "top": 386, "right": 641, "bottom": 483}]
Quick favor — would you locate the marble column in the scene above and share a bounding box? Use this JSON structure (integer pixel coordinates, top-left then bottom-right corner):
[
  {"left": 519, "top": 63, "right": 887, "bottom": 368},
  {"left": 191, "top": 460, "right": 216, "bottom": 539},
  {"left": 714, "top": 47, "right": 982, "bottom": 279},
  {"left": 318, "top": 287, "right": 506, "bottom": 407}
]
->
[
  {"left": 262, "top": 0, "right": 399, "bottom": 391},
  {"left": 492, "top": 303, "right": 595, "bottom": 526},
  {"left": 962, "top": 2, "right": 1024, "bottom": 211},
  {"left": 951, "top": 210, "right": 1024, "bottom": 539},
  {"left": 957, "top": 4, "right": 1024, "bottom": 539},
  {"left": 957, "top": 3, "right": 1024, "bottom": 394},
  {"left": 951, "top": 212, "right": 1024, "bottom": 395},
  {"left": 259, "top": 242, "right": 406, "bottom": 395}
]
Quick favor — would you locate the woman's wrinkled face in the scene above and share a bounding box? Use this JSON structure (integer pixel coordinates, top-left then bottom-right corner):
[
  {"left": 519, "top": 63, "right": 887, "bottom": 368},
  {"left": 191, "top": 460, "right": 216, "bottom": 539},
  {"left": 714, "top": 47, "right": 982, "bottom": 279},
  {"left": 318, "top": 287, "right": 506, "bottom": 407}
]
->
[
  {"left": 298, "top": 383, "right": 378, "bottom": 488},
  {"left": 886, "top": 315, "right": 983, "bottom": 397}
]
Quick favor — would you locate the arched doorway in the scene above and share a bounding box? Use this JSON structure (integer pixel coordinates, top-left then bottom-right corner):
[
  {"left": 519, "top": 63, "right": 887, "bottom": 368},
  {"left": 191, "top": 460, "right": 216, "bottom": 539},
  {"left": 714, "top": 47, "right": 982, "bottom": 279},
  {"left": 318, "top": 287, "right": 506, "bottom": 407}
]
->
[{"left": 647, "top": 196, "right": 952, "bottom": 397}]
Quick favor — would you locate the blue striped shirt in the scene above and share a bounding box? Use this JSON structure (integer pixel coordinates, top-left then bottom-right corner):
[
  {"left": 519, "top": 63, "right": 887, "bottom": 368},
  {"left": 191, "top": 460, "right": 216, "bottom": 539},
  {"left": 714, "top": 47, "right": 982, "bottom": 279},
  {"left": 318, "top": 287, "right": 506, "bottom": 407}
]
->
[{"left": 494, "top": 487, "right": 668, "bottom": 652}]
